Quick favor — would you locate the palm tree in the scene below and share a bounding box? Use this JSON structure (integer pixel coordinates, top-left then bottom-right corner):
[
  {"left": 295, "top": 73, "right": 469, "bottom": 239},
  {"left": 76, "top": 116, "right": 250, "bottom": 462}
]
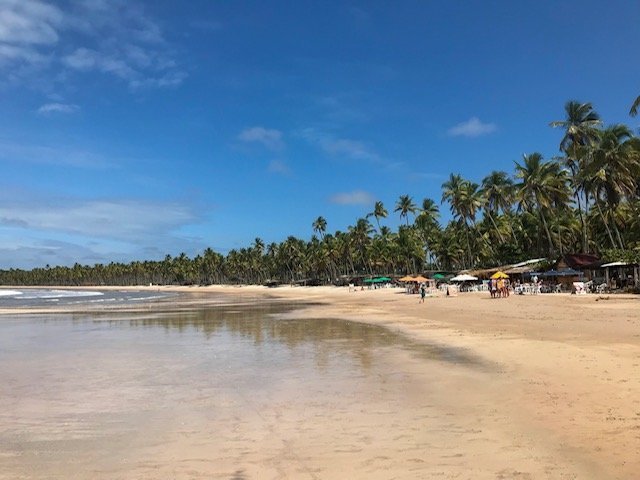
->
[
  {"left": 550, "top": 101, "right": 602, "bottom": 251},
  {"left": 514, "top": 153, "right": 570, "bottom": 256},
  {"left": 481, "top": 170, "right": 514, "bottom": 243},
  {"left": 367, "top": 200, "right": 388, "bottom": 231},
  {"left": 550, "top": 101, "right": 602, "bottom": 152},
  {"left": 441, "top": 174, "right": 466, "bottom": 218},
  {"left": 588, "top": 124, "right": 640, "bottom": 248},
  {"left": 312, "top": 216, "right": 327, "bottom": 239},
  {"left": 415, "top": 198, "right": 440, "bottom": 266},
  {"left": 348, "top": 218, "right": 374, "bottom": 274},
  {"left": 394, "top": 194, "right": 417, "bottom": 226},
  {"left": 418, "top": 198, "right": 439, "bottom": 226},
  {"left": 442, "top": 174, "right": 482, "bottom": 266}
]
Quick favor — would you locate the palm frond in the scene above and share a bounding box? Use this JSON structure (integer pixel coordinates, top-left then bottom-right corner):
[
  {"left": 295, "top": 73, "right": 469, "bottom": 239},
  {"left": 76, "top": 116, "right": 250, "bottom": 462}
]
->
[{"left": 630, "top": 95, "right": 640, "bottom": 117}]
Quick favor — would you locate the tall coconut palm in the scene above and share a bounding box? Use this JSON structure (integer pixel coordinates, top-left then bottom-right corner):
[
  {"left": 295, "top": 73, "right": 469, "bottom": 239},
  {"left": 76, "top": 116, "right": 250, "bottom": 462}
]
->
[
  {"left": 480, "top": 170, "right": 514, "bottom": 243},
  {"left": 312, "top": 216, "right": 327, "bottom": 239},
  {"left": 348, "top": 217, "right": 374, "bottom": 273},
  {"left": 418, "top": 198, "right": 439, "bottom": 226},
  {"left": 442, "top": 174, "right": 482, "bottom": 266},
  {"left": 394, "top": 194, "right": 417, "bottom": 226},
  {"left": 441, "top": 173, "right": 466, "bottom": 219},
  {"left": 588, "top": 124, "right": 640, "bottom": 248},
  {"left": 415, "top": 198, "right": 440, "bottom": 266},
  {"left": 514, "top": 153, "right": 570, "bottom": 256},
  {"left": 367, "top": 200, "right": 388, "bottom": 231},
  {"left": 550, "top": 101, "right": 602, "bottom": 152},
  {"left": 550, "top": 101, "right": 602, "bottom": 251}
]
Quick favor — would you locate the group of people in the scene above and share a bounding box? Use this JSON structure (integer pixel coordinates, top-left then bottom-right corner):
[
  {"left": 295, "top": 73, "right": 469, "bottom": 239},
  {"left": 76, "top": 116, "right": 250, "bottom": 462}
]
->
[{"left": 489, "top": 278, "right": 510, "bottom": 298}]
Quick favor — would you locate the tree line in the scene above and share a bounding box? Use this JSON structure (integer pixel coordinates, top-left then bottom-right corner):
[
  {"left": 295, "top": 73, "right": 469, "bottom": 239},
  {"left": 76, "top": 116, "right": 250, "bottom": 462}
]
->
[{"left": 1, "top": 99, "right": 640, "bottom": 286}]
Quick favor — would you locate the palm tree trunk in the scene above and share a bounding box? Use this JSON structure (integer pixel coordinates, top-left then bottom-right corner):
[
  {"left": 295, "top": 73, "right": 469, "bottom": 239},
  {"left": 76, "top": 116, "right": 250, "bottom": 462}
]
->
[
  {"left": 575, "top": 190, "right": 588, "bottom": 252},
  {"left": 539, "top": 208, "right": 555, "bottom": 256},
  {"left": 487, "top": 211, "right": 505, "bottom": 243},
  {"left": 612, "top": 213, "right": 625, "bottom": 249},
  {"left": 596, "top": 201, "right": 617, "bottom": 248},
  {"left": 464, "top": 224, "right": 473, "bottom": 268}
]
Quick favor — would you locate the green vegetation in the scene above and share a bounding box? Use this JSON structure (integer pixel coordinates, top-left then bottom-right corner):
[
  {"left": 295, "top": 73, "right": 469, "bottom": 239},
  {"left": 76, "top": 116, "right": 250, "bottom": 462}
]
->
[{"left": 2, "top": 99, "right": 640, "bottom": 286}]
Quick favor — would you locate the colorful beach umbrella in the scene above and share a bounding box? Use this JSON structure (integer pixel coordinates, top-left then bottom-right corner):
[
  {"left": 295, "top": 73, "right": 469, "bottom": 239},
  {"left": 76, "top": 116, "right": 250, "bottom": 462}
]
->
[
  {"left": 490, "top": 271, "right": 509, "bottom": 279},
  {"left": 450, "top": 274, "right": 478, "bottom": 281}
]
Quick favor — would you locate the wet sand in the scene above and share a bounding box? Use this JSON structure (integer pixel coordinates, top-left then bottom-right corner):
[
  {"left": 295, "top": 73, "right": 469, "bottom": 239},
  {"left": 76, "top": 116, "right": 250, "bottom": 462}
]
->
[{"left": 1, "top": 285, "right": 639, "bottom": 479}]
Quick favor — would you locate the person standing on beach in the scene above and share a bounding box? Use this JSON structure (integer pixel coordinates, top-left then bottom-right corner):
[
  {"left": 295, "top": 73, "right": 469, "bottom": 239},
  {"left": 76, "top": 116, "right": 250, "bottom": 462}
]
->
[{"left": 419, "top": 283, "right": 426, "bottom": 303}]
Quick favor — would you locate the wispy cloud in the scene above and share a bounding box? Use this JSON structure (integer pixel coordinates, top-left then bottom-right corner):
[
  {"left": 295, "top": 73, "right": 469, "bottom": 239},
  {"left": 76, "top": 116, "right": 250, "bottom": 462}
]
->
[
  {"left": 37, "top": 102, "right": 79, "bottom": 115},
  {"left": 329, "top": 190, "right": 374, "bottom": 205},
  {"left": 0, "top": 0, "right": 186, "bottom": 89},
  {"left": 300, "top": 128, "right": 379, "bottom": 161},
  {"left": 0, "top": 140, "right": 113, "bottom": 168},
  {"left": 0, "top": 198, "right": 198, "bottom": 242},
  {"left": 267, "top": 159, "right": 290, "bottom": 175},
  {"left": 238, "top": 126, "right": 284, "bottom": 151},
  {"left": 0, "top": 0, "right": 63, "bottom": 45},
  {"left": 447, "top": 117, "right": 497, "bottom": 137}
]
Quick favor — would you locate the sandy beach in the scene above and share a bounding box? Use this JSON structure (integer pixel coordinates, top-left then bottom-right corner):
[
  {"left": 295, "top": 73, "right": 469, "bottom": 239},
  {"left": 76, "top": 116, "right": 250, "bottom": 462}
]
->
[{"left": 1, "top": 285, "right": 639, "bottom": 479}]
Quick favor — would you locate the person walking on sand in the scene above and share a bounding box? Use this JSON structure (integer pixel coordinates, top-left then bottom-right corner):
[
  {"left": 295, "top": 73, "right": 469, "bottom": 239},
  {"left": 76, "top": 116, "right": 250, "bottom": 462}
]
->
[{"left": 419, "top": 283, "right": 426, "bottom": 303}]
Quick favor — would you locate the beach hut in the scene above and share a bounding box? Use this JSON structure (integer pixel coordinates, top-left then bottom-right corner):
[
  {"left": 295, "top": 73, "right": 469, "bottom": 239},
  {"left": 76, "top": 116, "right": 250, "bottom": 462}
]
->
[{"left": 600, "top": 261, "right": 639, "bottom": 289}]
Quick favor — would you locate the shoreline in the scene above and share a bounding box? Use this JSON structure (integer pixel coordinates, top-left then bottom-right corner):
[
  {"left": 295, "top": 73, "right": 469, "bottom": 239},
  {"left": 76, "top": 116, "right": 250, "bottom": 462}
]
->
[{"left": 1, "top": 285, "right": 639, "bottom": 477}]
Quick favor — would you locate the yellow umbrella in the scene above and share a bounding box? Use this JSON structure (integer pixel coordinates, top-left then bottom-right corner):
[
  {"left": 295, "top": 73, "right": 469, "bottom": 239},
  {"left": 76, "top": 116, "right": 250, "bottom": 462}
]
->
[
  {"left": 413, "top": 275, "right": 429, "bottom": 283},
  {"left": 490, "top": 271, "right": 509, "bottom": 279},
  {"left": 398, "top": 275, "right": 415, "bottom": 282}
]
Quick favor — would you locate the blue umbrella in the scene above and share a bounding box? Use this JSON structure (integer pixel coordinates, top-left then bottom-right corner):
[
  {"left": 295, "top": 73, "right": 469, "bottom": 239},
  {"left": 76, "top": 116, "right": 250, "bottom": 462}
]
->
[{"left": 540, "top": 269, "right": 583, "bottom": 277}]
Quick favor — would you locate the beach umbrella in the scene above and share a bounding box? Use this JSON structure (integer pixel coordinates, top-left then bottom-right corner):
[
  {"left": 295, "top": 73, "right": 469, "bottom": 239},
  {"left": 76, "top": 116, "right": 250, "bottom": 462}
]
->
[
  {"left": 398, "top": 275, "right": 415, "bottom": 282},
  {"left": 413, "top": 275, "right": 429, "bottom": 283},
  {"left": 539, "top": 269, "right": 582, "bottom": 277},
  {"left": 433, "top": 273, "right": 446, "bottom": 280},
  {"left": 490, "top": 271, "right": 509, "bottom": 279},
  {"left": 450, "top": 274, "right": 478, "bottom": 282},
  {"left": 555, "top": 268, "right": 583, "bottom": 277},
  {"left": 376, "top": 277, "right": 392, "bottom": 282}
]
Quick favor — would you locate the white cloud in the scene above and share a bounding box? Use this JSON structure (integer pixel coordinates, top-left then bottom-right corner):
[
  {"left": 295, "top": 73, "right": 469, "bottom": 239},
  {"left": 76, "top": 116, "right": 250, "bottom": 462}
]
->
[
  {"left": 0, "top": 43, "right": 47, "bottom": 66},
  {"left": 237, "top": 126, "right": 284, "bottom": 151},
  {"left": 329, "top": 190, "right": 374, "bottom": 205},
  {"left": 129, "top": 71, "right": 188, "bottom": 89},
  {"left": 37, "top": 102, "right": 79, "bottom": 115},
  {"left": 267, "top": 159, "right": 290, "bottom": 175},
  {"left": 0, "top": 0, "right": 63, "bottom": 45},
  {"left": 0, "top": 199, "right": 197, "bottom": 242},
  {"left": 62, "top": 47, "right": 97, "bottom": 70},
  {"left": 447, "top": 117, "right": 497, "bottom": 137},
  {"left": 0, "top": 0, "right": 186, "bottom": 89},
  {"left": 0, "top": 140, "right": 112, "bottom": 168},
  {"left": 300, "top": 128, "right": 379, "bottom": 161}
]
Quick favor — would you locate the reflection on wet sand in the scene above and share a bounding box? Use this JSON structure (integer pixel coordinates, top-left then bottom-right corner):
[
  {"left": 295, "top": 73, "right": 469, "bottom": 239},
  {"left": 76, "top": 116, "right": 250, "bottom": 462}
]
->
[
  {"left": 0, "top": 305, "right": 578, "bottom": 479},
  {"left": 79, "top": 303, "right": 487, "bottom": 369}
]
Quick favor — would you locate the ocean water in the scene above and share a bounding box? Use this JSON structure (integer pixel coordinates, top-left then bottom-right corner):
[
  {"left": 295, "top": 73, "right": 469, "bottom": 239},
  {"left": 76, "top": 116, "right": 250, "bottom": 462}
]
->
[{"left": 0, "top": 288, "right": 174, "bottom": 307}]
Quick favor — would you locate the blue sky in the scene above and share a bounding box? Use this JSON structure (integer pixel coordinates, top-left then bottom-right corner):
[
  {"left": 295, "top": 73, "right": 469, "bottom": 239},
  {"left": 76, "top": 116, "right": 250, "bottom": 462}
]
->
[{"left": 1, "top": 0, "right": 639, "bottom": 269}]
